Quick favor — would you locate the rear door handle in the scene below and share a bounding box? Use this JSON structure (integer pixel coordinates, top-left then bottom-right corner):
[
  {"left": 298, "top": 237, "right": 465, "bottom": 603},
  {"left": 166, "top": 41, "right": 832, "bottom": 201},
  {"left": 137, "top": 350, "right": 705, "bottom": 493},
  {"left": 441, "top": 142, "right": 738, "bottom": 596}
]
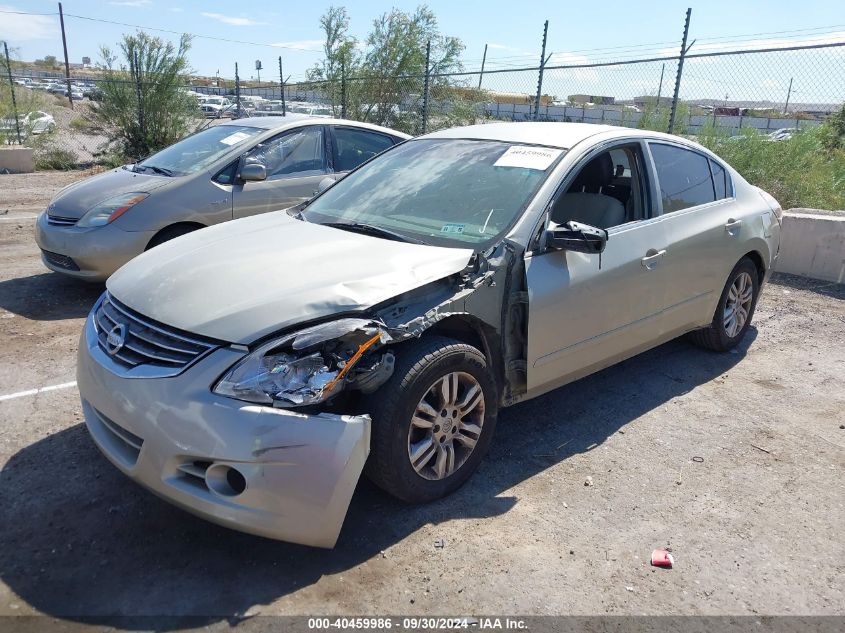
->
[
  {"left": 641, "top": 249, "right": 667, "bottom": 270},
  {"left": 725, "top": 218, "right": 743, "bottom": 232}
]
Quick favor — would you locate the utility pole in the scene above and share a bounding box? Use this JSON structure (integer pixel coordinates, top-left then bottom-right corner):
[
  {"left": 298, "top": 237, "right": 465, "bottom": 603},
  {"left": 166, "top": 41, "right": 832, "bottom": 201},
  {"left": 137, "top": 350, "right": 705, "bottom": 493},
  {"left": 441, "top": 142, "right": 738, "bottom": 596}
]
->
[
  {"left": 668, "top": 8, "right": 692, "bottom": 134},
  {"left": 534, "top": 20, "right": 549, "bottom": 121},
  {"left": 656, "top": 63, "right": 665, "bottom": 113},
  {"left": 421, "top": 40, "right": 431, "bottom": 134},
  {"left": 3, "top": 42, "right": 22, "bottom": 144},
  {"left": 783, "top": 77, "right": 793, "bottom": 114},
  {"left": 58, "top": 2, "right": 73, "bottom": 109},
  {"left": 278, "top": 56, "right": 286, "bottom": 115},
  {"left": 478, "top": 43, "right": 488, "bottom": 90}
]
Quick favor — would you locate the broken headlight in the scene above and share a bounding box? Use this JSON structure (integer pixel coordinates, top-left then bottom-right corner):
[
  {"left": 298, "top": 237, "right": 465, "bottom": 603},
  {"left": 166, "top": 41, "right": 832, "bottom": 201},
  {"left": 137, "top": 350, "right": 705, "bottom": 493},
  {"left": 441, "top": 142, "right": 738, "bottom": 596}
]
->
[{"left": 213, "top": 318, "right": 393, "bottom": 407}]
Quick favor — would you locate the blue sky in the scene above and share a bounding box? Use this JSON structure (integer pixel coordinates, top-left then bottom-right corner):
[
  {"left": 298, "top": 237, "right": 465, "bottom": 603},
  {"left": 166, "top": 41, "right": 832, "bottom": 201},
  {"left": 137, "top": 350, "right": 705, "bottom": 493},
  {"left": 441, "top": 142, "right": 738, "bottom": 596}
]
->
[{"left": 2, "top": 1, "right": 844, "bottom": 104}]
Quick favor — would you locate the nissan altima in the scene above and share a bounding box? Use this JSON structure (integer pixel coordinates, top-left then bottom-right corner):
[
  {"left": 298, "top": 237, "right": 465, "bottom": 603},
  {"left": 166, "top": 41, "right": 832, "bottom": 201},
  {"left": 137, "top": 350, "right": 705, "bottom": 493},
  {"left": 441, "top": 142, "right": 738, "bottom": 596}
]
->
[{"left": 77, "top": 122, "right": 781, "bottom": 547}]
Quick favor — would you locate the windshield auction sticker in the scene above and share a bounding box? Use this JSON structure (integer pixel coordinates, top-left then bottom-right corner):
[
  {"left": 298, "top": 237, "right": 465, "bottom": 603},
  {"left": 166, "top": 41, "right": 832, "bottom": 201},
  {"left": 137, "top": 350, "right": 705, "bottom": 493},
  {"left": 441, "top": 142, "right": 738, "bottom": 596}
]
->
[
  {"left": 493, "top": 145, "right": 563, "bottom": 171},
  {"left": 220, "top": 131, "right": 251, "bottom": 146}
]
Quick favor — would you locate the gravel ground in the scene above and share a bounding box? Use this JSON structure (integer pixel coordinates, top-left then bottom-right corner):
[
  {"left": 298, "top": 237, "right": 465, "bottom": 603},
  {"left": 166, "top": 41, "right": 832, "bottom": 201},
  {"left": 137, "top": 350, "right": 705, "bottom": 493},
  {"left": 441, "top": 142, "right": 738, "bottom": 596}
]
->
[
  {"left": 0, "top": 170, "right": 95, "bottom": 212},
  {"left": 0, "top": 203, "right": 843, "bottom": 627}
]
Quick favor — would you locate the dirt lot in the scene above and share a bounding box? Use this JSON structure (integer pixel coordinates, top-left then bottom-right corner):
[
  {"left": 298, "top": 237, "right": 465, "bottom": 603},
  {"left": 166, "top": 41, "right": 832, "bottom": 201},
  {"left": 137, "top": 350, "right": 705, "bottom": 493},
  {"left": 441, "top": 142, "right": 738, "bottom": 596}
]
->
[{"left": 0, "top": 184, "right": 843, "bottom": 625}]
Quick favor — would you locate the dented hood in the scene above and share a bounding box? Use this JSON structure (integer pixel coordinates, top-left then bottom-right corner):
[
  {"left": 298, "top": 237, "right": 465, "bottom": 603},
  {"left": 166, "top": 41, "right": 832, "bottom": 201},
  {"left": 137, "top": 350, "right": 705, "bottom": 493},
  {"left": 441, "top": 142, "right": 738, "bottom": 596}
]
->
[{"left": 107, "top": 211, "right": 474, "bottom": 344}]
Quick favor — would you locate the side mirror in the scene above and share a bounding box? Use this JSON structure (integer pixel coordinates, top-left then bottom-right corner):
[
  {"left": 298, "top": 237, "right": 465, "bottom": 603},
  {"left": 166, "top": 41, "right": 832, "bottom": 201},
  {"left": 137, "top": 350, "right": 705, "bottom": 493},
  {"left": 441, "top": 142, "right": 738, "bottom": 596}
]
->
[
  {"left": 545, "top": 220, "right": 608, "bottom": 254},
  {"left": 316, "top": 176, "right": 335, "bottom": 194},
  {"left": 239, "top": 163, "right": 267, "bottom": 182}
]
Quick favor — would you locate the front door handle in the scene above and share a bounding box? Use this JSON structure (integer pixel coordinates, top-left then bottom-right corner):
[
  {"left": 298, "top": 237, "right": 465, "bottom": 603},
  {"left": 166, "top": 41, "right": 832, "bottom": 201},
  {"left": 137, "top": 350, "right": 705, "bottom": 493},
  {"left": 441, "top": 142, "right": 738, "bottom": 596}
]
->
[
  {"left": 725, "top": 218, "right": 743, "bottom": 232},
  {"left": 641, "top": 249, "right": 667, "bottom": 270}
]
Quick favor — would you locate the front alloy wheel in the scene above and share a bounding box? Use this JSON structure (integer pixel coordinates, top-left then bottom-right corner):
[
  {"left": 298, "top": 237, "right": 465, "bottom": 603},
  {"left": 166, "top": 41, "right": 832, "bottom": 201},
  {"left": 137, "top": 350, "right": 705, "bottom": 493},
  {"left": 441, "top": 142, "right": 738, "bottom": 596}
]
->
[
  {"left": 408, "top": 371, "right": 485, "bottom": 481},
  {"left": 364, "top": 336, "right": 498, "bottom": 503}
]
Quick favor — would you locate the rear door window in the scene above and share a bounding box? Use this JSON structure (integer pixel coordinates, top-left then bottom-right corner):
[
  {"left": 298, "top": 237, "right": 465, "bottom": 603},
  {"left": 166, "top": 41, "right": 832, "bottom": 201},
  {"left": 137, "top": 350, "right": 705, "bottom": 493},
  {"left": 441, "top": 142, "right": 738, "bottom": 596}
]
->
[
  {"left": 710, "top": 159, "right": 730, "bottom": 199},
  {"left": 331, "top": 127, "right": 396, "bottom": 172},
  {"left": 649, "top": 143, "right": 716, "bottom": 213}
]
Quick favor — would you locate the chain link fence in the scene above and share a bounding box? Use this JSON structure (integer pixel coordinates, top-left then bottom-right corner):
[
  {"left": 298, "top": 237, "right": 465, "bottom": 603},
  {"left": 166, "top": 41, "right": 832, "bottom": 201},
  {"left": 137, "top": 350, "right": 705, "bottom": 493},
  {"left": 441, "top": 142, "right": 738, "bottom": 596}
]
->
[{"left": 2, "top": 41, "right": 844, "bottom": 170}]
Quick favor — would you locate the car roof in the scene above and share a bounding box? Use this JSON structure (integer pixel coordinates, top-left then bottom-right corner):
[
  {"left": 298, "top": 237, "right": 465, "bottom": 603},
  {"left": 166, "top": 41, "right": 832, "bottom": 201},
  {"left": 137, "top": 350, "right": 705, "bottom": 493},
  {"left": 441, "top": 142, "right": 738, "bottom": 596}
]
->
[
  {"left": 224, "top": 115, "right": 412, "bottom": 138},
  {"left": 421, "top": 122, "right": 681, "bottom": 150}
]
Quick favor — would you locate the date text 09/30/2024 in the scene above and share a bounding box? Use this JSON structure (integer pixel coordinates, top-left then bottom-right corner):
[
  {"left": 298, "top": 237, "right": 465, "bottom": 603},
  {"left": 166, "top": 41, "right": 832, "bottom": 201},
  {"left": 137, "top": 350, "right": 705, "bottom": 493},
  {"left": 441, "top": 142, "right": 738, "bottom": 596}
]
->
[{"left": 307, "top": 617, "right": 528, "bottom": 630}]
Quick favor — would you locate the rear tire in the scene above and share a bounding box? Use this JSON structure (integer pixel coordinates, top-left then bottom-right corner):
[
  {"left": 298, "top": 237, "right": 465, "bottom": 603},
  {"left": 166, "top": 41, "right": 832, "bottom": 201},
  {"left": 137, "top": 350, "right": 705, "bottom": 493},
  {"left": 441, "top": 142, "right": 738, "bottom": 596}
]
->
[
  {"left": 363, "top": 336, "right": 498, "bottom": 504},
  {"left": 690, "top": 257, "right": 760, "bottom": 352}
]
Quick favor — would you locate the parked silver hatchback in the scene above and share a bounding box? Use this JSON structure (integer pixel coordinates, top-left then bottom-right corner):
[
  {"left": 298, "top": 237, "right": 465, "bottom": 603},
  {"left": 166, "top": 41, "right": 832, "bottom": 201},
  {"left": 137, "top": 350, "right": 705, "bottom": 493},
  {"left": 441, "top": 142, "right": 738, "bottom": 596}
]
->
[
  {"left": 35, "top": 115, "right": 409, "bottom": 280},
  {"left": 77, "top": 122, "right": 781, "bottom": 547}
]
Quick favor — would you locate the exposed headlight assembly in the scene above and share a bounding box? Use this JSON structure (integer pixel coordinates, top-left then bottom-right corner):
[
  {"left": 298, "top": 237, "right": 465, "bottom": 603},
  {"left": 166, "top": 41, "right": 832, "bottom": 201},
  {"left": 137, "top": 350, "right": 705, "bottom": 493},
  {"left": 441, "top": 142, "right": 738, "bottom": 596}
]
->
[
  {"left": 76, "top": 192, "right": 149, "bottom": 227},
  {"left": 213, "top": 318, "right": 394, "bottom": 407}
]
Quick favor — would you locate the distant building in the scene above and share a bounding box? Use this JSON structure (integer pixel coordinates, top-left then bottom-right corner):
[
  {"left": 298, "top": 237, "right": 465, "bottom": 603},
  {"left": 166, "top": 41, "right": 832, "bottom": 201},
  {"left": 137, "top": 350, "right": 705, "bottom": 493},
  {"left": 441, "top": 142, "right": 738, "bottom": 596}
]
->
[
  {"left": 568, "top": 94, "right": 615, "bottom": 105},
  {"left": 487, "top": 91, "right": 553, "bottom": 106},
  {"left": 630, "top": 95, "right": 673, "bottom": 109}
]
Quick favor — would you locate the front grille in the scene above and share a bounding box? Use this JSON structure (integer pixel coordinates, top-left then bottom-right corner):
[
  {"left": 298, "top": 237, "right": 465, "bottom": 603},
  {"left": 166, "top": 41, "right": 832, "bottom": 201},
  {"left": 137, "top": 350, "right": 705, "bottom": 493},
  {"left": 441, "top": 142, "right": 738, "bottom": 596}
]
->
[
  {"left": 41, "top": 249, "right": 80, "bottom": 271},
  {"left": 46, "top": 213, "right": 78, "bottom": 226},
  {"left": 94, "top": 293, "right": 218, "bottom": 370}
]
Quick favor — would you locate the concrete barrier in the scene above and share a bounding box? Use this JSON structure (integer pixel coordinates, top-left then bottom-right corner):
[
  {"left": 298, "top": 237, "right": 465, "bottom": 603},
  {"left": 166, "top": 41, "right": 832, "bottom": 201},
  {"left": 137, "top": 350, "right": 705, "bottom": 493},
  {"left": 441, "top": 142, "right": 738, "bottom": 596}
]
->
[
  {"left": 775, "top": 210, "right": 845, "bottom": 284},
  {"left": 0, "top": 147, "right": 35, "bottom": 174}
]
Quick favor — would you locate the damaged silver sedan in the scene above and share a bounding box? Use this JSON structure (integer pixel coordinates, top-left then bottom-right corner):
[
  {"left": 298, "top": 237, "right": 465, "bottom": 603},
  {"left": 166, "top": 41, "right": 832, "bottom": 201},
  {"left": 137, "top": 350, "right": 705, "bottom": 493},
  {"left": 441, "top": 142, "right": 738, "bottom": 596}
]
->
[{"left": 77, "top": 122, "right": 782, "bottom": 547}]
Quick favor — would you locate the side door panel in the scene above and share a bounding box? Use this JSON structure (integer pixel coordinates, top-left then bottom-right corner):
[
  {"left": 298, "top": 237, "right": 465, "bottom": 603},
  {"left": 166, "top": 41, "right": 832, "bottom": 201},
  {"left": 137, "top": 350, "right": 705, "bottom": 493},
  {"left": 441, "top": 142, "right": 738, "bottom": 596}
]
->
[
  {"left": 658, "top": 200, "right": 742, "bottom": 330},
  {"left": 526, "top": 218, "right": 670, "bottom": 394}
]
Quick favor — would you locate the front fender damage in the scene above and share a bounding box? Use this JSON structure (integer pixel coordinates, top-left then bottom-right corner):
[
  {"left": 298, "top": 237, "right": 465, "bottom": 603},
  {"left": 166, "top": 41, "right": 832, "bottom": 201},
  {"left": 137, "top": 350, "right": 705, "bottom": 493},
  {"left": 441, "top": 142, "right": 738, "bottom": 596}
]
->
[
  {"left": 291, "top": 240, "right": 528, "bottom": 546},
  {"left": 310, "top": 239, "right": 528, "bottom": 410}
]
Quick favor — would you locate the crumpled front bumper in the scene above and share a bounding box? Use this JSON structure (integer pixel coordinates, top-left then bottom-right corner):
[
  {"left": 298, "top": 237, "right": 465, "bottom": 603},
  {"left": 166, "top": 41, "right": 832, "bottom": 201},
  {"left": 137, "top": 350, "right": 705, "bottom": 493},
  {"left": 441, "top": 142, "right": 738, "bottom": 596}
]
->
[{"left": 76, "top": 312, "right": 370, "bottom": 548}]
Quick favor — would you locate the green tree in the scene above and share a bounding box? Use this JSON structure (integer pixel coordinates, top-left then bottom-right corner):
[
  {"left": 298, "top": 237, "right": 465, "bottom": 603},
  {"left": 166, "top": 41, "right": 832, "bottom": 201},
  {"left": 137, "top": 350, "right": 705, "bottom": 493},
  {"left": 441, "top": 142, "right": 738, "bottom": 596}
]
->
[
  {"left": 309, "top": 7, "right": 359, "bottom": 84},
  {"left": 93, "top": 32, "right": 198, "bottom": 160},
  {"left": 309, "top": 4, "right": 464, "bottom": 132},
  {"left": 307, "top": 6, "right": 360, "bottom": 113},
  {"left": 34, "top": 55, "right": 59, "bottom": 69}
]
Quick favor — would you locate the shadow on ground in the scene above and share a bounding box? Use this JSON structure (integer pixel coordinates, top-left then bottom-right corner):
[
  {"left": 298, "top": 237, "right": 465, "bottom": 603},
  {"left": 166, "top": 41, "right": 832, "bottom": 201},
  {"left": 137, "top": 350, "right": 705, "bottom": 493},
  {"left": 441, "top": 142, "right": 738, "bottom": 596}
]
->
[
  {"left": 0, "top": 330, "right": 755, "bottom": 625},
  {"left": 769, "top": 272, "right": 845, "bottom": 299},
  {"left": 0, "top": 272, "right": 103, "bottom": 320}
]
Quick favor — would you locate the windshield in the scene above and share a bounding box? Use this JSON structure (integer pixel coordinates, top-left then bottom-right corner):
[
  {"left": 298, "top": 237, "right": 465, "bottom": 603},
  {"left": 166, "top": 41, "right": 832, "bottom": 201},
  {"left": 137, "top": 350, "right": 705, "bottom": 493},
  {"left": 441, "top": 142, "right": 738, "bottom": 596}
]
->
[
  {"left": 303, "top": 138, "right": 564, "bottom": 247},
  {"left": 137, "top": 125, "right": 263, "bottom": 176}
]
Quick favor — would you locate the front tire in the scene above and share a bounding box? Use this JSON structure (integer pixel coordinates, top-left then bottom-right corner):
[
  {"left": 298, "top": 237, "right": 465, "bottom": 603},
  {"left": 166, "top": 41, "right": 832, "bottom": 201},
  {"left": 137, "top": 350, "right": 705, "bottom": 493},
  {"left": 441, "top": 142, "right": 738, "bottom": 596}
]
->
[
  {"left": 146, "top": 225, "right": 200, "bottom": 250},
  {"left": 690, "top": 257, "right": 760, "bottom": 352},
  {"left": 363, "top": 336, "right": 498, "bottom": 503}
]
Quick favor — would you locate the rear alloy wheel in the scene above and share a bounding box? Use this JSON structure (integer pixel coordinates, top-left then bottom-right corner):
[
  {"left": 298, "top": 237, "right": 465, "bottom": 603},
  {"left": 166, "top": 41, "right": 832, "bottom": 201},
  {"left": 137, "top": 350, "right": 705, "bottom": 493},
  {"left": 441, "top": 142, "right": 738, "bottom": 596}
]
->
[
  {"left": 690, "top": 257, "right": 760, "bottom": 352},
  {"left": 723, "top": 271, "right": 754, "bottom": 338},
  {"left": 364, "top": 336, "right": 497, "bottom": 503}
]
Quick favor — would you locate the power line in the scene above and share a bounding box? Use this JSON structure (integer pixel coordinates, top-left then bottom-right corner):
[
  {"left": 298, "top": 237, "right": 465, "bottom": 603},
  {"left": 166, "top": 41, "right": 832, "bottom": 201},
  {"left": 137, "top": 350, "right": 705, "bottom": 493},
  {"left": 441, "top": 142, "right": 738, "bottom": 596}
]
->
[
  {"left": 60, "top": 12, "right": 322, "bottom": 53},
  {"left": 0, "top": 9, "right": 58, "bottom": 15}
]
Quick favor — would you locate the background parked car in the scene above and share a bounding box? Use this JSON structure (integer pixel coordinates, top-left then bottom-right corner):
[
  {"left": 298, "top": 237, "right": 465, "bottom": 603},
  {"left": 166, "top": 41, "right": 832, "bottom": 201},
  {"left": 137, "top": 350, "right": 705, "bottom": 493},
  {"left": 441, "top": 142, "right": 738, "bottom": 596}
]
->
[
  {"left": 767, "top": 128, "right": 799, "bottom": 141},
  {"left": 35, "top": 115, "right": 410, "bottom": 280},
  {"left": 0, "top": 111, "right": 56, "bottom": 141},
  {"left": 200, "top": 103, "right": 226, "bottom": 118},
  {"left": 287, "top": 103, "right": 334, "bottom": 118}
]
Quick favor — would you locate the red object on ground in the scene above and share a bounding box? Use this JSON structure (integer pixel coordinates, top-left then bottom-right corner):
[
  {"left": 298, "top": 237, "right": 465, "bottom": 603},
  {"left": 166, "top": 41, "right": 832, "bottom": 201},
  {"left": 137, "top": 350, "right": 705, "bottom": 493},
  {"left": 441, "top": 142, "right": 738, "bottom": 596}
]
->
[{"left": 651, "top": 549, "right": 674, "bottom": 568}]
